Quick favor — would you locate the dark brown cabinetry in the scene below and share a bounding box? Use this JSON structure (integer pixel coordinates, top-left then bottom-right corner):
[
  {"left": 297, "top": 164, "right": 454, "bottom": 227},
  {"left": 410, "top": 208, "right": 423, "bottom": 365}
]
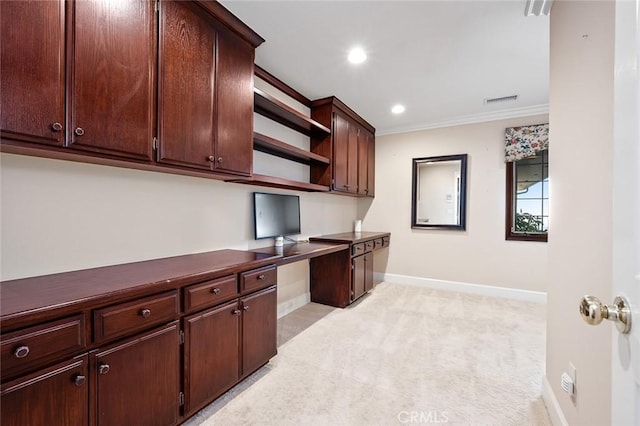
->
[
  {"left": 93, "top": 323, "right": 180, "bottom": 426},
  {"left": 1, "top": 250, "right": 280, "bottom": 426},
  {"left": 240, "top": 286, "right": 277, "bottom": 377},
  {"left": 1, "top": 355, "right": 88, "bottom": 426},
  {"left": 311, "top": 97, "right": 376, "bottom": 197},
  {"left": 309, "top": 232, "right": 390, "bottom": 307},
  {"left": 0, "top": 0, "right": 65, "bottom": 146},
  {"left": 1, "top": 0, "right": 263, "bottom": 181},
  {"left": 68, "top": 0, "right": 155, "bottom": 161}
]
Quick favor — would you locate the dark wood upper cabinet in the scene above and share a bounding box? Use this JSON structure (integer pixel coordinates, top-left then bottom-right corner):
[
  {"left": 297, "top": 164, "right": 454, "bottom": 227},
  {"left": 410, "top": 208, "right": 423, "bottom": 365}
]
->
[
  {"left": 358, "top": 128, "right": 375, "bottom": 197},
  {"left": 68, "top": 0, "right": 155, "bottom": 161},
  {"left": 1, "top": 355, "right": 88, "bottom": 426},
  {"left": 158, "top": 0, "right": 216, "bottom": 170},
  {"left": 158, "top": 1, "right": 254, "bottom": 176},
  {"left": 215, "top": 25, "right": 254, "bottom": 176},
  {"left": 0, "top": 0, "right": 65, "bottom": 146},
  {"left": 93, "top": 323, "right": 180, "bottom": 426},
  {"left": 311, "top": 97, "right": 376, "bottom": 197}
]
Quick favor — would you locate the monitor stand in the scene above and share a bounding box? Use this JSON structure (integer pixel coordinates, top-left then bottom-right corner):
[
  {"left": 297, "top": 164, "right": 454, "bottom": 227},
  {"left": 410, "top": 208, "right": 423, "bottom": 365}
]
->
[{"left": 274, "top": 236, "right": 284, "bottom": 247}]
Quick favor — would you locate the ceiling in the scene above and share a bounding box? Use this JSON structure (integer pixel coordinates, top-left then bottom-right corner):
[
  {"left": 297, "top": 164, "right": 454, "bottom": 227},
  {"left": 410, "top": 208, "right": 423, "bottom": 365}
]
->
[{"left": 221, "top": 1, "right": 550, "bottom": 136}]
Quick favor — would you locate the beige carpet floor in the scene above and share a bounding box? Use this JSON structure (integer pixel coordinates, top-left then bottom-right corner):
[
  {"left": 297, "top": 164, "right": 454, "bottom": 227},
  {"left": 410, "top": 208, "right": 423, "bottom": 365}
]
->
[{"left": 185, "top": 282, "right": 551, "bottom": 426}]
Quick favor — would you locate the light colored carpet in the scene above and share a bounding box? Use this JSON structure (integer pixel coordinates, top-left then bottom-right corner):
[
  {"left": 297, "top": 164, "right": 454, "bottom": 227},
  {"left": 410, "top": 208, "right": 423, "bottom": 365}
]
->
[{"left": 185, "top": 282, "right": 551, "bottom": 426}]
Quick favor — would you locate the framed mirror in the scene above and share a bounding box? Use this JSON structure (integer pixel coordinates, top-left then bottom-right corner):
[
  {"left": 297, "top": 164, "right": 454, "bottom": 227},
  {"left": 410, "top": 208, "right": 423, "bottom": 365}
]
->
[{"left": 411, "top": 154, "right": 468, "bottom": 230}]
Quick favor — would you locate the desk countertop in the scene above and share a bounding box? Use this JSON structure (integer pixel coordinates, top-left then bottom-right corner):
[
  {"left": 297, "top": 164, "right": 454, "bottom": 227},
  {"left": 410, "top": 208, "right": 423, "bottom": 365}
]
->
[
  {"left": 250, "top": 241, "right": 349, "bottom": 266},
  {"left": 309, "top": 231, "right": 390, "bottom": 244}
]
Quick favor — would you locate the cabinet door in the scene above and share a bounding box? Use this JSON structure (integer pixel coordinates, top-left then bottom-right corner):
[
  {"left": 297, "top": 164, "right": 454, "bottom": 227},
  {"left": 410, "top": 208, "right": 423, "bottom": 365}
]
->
[
  {"left": 68, "top": 0, "right": 154, "bottom": 160},
  {"left": 158, "top": 1, "right": 215, "bottom": 170},
  {"left": 241, "top": 286, "right": 277, "bottom": 378},
  {"left": 93, "top": 323, "right": 180, "bottom": 426},
  {"left": 1, "top": 355, "right": 88, "bottom": 426},
  {"left": 215, "top": 25, "right": 254, "bottom": 176},
  {"left": 0, "top": 0, "right": 65, "bottom": 146},
  {"left": 358, "top": 128, "right": 375, "bottom": 197},
  {"left": 332, "top": 112, "right": 359, "bottom": 194},
  {"left": 363, "top": 252, "right": 374, "bottom": 293},
  {"left": 183, "top": 300, "right": 239, "bottom": 414},
  {"left": 352, "top": 255, "right": 366, "bottom": 301}
]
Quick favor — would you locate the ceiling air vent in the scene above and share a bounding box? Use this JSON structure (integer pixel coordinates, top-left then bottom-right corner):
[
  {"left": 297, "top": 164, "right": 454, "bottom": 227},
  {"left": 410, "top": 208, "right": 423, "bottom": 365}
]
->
[{"left": 484, "top": 95, "right": 518, "bottom": 105}]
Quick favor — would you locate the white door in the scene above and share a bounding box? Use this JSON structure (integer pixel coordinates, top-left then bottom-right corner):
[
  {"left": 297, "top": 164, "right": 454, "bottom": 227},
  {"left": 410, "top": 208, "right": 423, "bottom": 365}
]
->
[{"left": 611, "top": 0, "right": 640, "bottom": 424}]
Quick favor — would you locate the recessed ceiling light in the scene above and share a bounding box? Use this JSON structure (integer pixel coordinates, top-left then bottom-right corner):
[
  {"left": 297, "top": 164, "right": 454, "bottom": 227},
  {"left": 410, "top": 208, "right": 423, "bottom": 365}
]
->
[
  {"left": 391, "top": 104, "right": 406, "bottom": 114},
  {"left": 348, "top": 47, "right": 367, "bottom": 64}
]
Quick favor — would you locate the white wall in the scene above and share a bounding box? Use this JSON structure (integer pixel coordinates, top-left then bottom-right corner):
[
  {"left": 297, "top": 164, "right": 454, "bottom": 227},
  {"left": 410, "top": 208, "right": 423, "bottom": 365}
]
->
[
  {"left": 546, "top": 1, "right": 614, "bottom": 424},
  {"left": 0, "top": 154, "right": 357, "bottom": 308},
  {"left": 360, "top": 115, "right": 549, "bottom": 293}
]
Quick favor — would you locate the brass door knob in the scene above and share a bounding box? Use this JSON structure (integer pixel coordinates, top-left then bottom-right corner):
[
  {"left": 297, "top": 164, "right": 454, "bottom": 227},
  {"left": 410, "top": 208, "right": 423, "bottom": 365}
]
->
[
  {"left": 232, "top": 309, "right": 241, "bottom": 316},
  {"left": 207, "top": 155, "right": 215, "bottom": 162},
  {"left": 211, "top": 288, "right": 221, "bottom": 295},
  {"left": 51, "top": 122, "right": 63, "bottom": 132},
  {"left": 140, "top": 308, "right": 151, "bottom": 318},
  {"left": 74, "top": 127, "right": 84, "bottom": 136},
  {"left": 579, "top": 295, "right": 632, "bottom": 334},
  {"left": 74, "top": 375, "right": 86, "bottom": 386},
  {"left": 98, "top": 364, "right": 110, "bottom": 375}
]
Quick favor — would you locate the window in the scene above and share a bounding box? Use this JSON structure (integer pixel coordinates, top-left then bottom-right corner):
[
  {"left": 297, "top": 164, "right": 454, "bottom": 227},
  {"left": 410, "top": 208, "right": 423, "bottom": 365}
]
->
[{"left": 505, "top": 149, "right": 548, "bottom": 242}]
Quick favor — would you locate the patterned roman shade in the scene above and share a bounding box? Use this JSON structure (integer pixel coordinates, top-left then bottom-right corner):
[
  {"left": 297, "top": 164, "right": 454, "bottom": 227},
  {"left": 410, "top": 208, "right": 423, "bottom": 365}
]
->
[{"left": 505, "top": 123, "right": 549, "bottom": 162}]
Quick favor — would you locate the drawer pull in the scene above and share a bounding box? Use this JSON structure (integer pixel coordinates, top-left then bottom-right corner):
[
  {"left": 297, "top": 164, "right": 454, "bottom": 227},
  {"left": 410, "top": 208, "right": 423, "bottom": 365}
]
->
[
  {"left": 99, "top": 364, "right": 110, "bottom": 375},
  {"left": 51, "top": 122, "right": 63, "bottom": 132},
  {"left": 74, "top": 375, "right": 86, "bottom": 386},
  {"left": 211, "top": 288, "right": 221, "bottom": 295},
  {"left": 232, "top": 309, "right": 242, "bottom": 316},
  {"left": 257, "top": 274, "right": 266, "bottom": 280},
  {"left": 140, "top": 309, "right": 151, "bottom": 318},
  {"left": 74, "top": 127, "right": 84, "bottom": 136},
  {"left": 243, "top": 305, "right": 249, "bottom": 311},
  {"left": 14, "top": 345, "right": 29, "bottom": 359}
]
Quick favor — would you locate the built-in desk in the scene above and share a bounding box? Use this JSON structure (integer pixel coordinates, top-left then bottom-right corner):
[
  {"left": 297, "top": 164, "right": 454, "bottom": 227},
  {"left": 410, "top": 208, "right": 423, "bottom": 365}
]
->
[{"left": 250, "top": 241, "right": 349, "bottom": 266}]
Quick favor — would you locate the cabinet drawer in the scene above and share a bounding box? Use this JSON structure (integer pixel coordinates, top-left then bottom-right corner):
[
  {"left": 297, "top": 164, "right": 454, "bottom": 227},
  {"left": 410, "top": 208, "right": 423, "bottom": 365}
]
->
[
  {"left": 374, "top": 238, "right": 383, "bottom": 250},
  {"left": 94, "top": 291, "right": 179, "bottom": 344},
  {"left": 382, "top": 236, "right": 390, "bottom": 247},
  {"left": 1, "top": 314, "right": 86, "bottom": 381},
  {"left": 184, "top": 275, "right": 238, "bottom": 314},
  {"left": 352, "top": 243, "right": 365, "bottom": 256},
  {"left": 364, "top": 240, "right": 374, "bottom": 253},
  {"left": 240, "top": 265, "right": 277, "bottom": 293}
]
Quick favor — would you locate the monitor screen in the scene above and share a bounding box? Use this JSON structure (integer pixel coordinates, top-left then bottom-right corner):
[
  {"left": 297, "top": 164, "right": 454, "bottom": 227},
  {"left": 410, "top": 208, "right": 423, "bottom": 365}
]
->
[{"left": 253, "top": 192, "right": 301, "bottom": 240}]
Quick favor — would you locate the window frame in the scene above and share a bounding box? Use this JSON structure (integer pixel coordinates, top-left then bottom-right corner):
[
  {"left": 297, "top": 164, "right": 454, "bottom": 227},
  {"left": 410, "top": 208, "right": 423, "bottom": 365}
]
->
[{"left": 505, "top": 157, "right": 548, "bottom": 242}]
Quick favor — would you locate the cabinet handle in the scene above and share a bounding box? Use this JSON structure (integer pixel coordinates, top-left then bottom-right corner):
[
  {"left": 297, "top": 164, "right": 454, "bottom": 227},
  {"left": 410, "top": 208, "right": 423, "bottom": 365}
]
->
[
  {"left": 98, "top": 364, "right": 110, "bottom": 375},
  {"left": 14, "top": 345, "right": 29, "bottom": 359},
  {"left": 207, "top": 155, "right": 215, "bottom": 162},
  {"left": 140, "top": 308, "right": 151, "bottom": 318},
  {"left": 217, "top": 157, "right": 223, "bottom": 163},
  {"left": 257, "top": 274, "right": 265, "bottom": 280},
  {"left": 74, "top": 127, "right": 84, "bottom": 136},
  {"left": 74, "top": 375, "right": 86, "bottom": 387},
  {"left": 211, "top": 288, "right": 221, "bottom": 295},
  {"left": 243, "top": 305, "right": 249, "bottom": 311},
  {"left": 232, "top": 309, "right": 242, "bottom": 316},
  {"left": 51, "top": 122, "right": 63, "bottom": 132}
]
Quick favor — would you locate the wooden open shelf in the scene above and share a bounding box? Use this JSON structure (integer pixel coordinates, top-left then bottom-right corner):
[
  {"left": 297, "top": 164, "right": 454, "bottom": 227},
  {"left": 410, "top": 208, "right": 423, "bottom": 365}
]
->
[
  {"left": 228, "top": 174, "right": 330, "bottom": 192},
  {"left": 254, "top": 88, "right": 330, "bottom": 136},
  {"left": 253, "top": 132, "right": 330, "bottom": 166}
]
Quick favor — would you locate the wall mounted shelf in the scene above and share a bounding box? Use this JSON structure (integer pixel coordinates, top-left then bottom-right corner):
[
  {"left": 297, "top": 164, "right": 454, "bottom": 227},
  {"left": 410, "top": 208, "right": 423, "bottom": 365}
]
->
[
  {"left": 253, "top": 132, "right": 330, "bottom": 166},
  {"left": 254, "top": 88, "right": 330, "bottom": 136},
  {"left": 229, "top": 174, "right": 330, "bottom": 192}
]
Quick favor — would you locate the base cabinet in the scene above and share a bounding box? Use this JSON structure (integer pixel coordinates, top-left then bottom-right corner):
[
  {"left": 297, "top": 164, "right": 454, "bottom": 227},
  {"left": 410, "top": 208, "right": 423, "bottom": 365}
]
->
[
  {"left": 1, "top": 355, "right": 88, "bottom": 426},
  {"left": 184, "top": 300, "right": 240, "bottom": 414},
  {"left": 93, "top": 323, "right": 180, "bottom": 426},
  {"left": 241, "top": 286, "right": 277, "bottom": 378}
]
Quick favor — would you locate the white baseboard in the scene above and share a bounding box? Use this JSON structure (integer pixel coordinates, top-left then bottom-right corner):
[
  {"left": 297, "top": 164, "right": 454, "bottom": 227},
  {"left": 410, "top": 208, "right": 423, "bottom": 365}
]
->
[
  {"left": 542, "top": 376, "right": 569, "bottom": 426},
  {"left": 277, "top": 292, "right": 310, "bottom": 319},
  {"left": 374, "top": 272, "right": 547, "bottom": 303}
]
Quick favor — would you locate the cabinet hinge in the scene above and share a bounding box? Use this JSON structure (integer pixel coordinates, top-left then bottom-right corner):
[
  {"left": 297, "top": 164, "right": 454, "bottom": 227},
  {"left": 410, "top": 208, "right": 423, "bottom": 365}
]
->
[
  {"left": 179, "top": 330, "right": 184, "bottom": 345},
  {"left": 152, "top": 137, "right": 158, "bottom": 151},
  {"left": 179, "top": 392, "right": 185, "bottom": 407}
]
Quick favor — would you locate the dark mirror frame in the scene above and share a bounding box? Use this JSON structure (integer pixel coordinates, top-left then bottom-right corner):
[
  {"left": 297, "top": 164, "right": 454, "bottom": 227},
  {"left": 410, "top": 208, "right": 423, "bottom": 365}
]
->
[{"left": 411, "top": 154, "right": 468, "bottom": 230}]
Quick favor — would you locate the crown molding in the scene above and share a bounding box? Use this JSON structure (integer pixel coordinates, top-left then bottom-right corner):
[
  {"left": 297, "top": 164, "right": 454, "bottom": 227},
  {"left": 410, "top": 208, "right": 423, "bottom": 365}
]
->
[{"left": 377, "top": 104, "right": 549, "bottom": 136}]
